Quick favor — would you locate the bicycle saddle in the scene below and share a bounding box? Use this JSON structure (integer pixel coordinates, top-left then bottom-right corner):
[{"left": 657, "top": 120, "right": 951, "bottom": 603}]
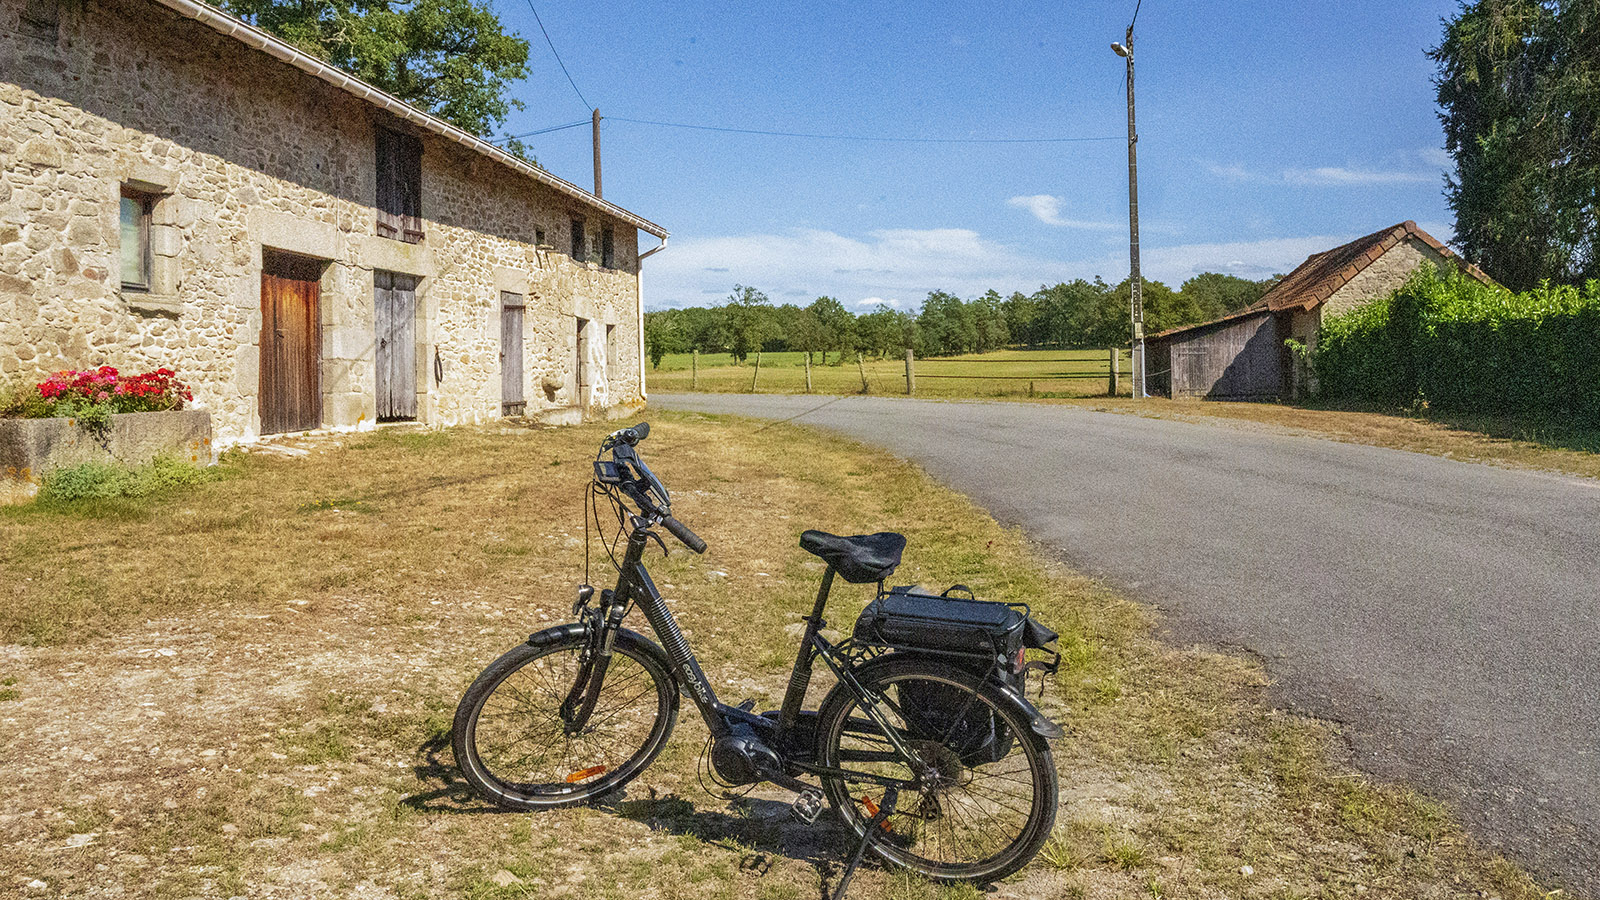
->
[{"left": 799, "top": 530, "right": 907, "bottom": 584}]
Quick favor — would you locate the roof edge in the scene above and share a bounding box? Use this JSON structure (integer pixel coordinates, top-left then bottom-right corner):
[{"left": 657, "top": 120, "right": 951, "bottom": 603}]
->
[{"left": 144, "top": 0, "right": 669, "bottom": 240}]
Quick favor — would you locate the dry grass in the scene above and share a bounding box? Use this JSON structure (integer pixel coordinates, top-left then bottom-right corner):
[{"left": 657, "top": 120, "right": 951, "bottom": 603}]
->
[
  {"left": 0, "top": 415, "right": 1550, "bottom": 898},
  {"left": 1061, "top": 396, "right": 1600, "bottom": 481}
]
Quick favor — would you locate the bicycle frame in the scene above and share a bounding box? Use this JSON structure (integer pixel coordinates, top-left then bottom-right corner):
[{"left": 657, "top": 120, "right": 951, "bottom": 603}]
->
[{"left": 598, "top": 517, "right": 921, "bottom": 790}]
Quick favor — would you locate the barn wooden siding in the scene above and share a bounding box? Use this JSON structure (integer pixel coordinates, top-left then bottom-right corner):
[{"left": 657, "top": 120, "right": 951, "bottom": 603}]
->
[{"left": 1152, "top": 311, "right": 1287, "bottom": 400}]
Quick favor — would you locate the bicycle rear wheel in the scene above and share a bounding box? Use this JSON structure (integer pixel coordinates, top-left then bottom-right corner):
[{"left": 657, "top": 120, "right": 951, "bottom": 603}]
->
[
  {"left": 814, "top": 655, "right": 1058, "bottom": 883},
  {"left": 453, "top": 627, "right": 678, "bottom": 810}
]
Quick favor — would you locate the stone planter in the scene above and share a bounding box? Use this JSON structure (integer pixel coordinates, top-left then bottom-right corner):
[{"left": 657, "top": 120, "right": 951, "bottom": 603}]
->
[{"left": 0, "top": 409, "right": 213, "bottom": 482}]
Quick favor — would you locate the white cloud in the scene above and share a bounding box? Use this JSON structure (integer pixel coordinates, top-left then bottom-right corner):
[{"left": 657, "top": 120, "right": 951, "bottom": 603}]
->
[
  {"left": 1283, "top": 167, "right": 1438, "bottom": 186},
  {"left": 1007, "top": 194, "right": 1118, "bottom": 229},
  {"left": 643, "top": 227, "right": 1390, "bottom": 311},
  {"left": 644, "top": 227, "right": 1071, "bottom": 310},
  {"left": 1420, "top": 147, "right": 1454, "bottom": 169},
  {"left": 1206, "top": 161, "right": 1438, "bottom": 186}
]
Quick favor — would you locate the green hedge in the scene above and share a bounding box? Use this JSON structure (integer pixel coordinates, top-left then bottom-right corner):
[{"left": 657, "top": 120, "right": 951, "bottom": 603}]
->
[{"left": 1314, "top": 266, "right": 1600, "bottom": 424}]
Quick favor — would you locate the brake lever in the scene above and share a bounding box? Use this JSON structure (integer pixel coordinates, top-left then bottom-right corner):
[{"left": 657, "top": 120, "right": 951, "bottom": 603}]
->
[{"left": 644, "top": 529, "right": 669, "bottom": 557}]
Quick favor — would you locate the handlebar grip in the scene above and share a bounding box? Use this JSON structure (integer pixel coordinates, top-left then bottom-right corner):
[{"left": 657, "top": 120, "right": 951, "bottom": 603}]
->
[{"left": 662, "top": 516, "right": 707, "bottom": 554}]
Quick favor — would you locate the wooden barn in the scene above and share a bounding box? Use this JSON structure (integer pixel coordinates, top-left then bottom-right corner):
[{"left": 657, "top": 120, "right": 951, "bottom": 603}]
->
[{"left": 1146, "top": 221, "right": 1494, "bottom": 400}]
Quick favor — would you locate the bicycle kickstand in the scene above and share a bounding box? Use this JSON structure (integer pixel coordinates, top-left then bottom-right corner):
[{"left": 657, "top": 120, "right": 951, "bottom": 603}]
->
[{"left": 830, "top": 786, "right": 898, "bottom": 900}]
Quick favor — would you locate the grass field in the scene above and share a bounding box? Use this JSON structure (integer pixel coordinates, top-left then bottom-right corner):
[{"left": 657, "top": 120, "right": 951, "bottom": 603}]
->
[
  {"left": 0, "top": 417, "right": 1546, "bottom": 899},
  {"left": 648, "top": 349, "right": 1134, "bottom": 399}
]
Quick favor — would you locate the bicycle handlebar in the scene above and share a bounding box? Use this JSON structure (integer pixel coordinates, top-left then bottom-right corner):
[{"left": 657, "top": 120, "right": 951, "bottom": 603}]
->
[
  {"left": 662, "top": 515, "right": 707, "bottom": 554},
  {"left": 601, "top": 423, "right": 708, "bottom": 554}
]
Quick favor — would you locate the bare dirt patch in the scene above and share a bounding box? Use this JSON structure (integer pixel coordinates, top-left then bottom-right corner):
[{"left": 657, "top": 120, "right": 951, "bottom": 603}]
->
[{"left": 0, "top": 416, "right": 1549, "bottom": 899}]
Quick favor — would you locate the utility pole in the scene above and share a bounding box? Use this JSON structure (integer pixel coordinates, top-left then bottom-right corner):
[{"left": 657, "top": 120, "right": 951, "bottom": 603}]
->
[
  {"left": 1113, "top": 24, "right": 1145, "bottom": 398},
  {"left": 592, "top": 108, "right": 602, "bottom": 198}
]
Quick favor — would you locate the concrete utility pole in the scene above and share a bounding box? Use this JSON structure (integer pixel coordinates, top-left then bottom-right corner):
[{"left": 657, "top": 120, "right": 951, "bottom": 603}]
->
[
  {"left": 1113, "top": 25, "right": 1146, "bottom": 398},
  {"left": 592, "top": 108, "right": 602, "bottom": 198}
]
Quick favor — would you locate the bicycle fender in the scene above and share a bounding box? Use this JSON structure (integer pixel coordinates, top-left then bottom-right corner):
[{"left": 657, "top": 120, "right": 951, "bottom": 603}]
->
[
  {"left": 526, "top": 624, "right": 680, "bottom": 694},
  {"left": 988, "top": 677, "right": 1066, "bottom": 741}
]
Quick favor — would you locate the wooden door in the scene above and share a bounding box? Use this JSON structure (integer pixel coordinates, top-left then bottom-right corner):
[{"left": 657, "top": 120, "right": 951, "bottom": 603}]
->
[
  {"left": 375, "top": 270, "right": 418, "bottom": 420},
  {"left": 260, "top": 253, "right": 322, "bottom": 434},
  {"left": 500, "top": 292, "right": 525, "bottom": 415}
]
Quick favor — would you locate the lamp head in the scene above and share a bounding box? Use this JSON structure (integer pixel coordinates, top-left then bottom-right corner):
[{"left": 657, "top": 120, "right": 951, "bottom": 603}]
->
[{"left": 1111, "top": 42, "right": 1131, "bottom": 58}]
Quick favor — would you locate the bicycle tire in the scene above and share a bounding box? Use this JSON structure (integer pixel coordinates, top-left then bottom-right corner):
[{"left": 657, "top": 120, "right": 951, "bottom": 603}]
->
[
  {"left": 453, "top": 626, "right": 678, "bottom": 810},
  {"left": 814, "top": 655, "right": 1058, "bottom": 883}
]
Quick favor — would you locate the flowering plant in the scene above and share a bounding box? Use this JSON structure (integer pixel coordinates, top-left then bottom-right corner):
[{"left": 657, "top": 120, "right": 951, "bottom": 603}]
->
[{"left": 26, "top": 366, "right": 193, "bottom": 416}]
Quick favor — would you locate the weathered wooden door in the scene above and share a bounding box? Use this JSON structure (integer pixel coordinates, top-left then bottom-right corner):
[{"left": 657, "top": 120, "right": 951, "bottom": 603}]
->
[
  {"left": 375, "top": 270, "right": 418, "bottom": 420},
  {"left": 500, "top": 292, "right": 525, "bottom": 415},
  {"left": 259, "top": 252, "right": 322, "bottom": 434}
]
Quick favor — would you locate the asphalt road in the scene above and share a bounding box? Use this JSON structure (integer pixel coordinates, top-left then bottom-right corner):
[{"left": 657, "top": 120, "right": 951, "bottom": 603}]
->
[{"left": 651, "top": 393, "right": 1600, "bottom": 895}]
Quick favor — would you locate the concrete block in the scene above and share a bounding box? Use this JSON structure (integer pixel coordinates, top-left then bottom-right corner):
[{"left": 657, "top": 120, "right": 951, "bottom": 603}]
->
[{"left": 0, "top": 409, "right": 214, "bottom": 482}]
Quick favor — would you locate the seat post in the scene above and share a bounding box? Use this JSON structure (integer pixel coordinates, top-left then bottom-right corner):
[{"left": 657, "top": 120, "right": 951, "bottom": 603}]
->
[
  {"left": 809, "top": 567, "right": 836, "bottom": 621},
  {"left": 777, "top": 566, "right": 836, "bottom": 742}
]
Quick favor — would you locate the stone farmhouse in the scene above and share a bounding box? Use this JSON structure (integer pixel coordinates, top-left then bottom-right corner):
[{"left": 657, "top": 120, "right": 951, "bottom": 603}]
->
[
  {"left": 1, "top": 0, "right": 668, "bottom": 443},
  {"left": 1146, "top": 221, "right": 1494, "bottom": 400}
]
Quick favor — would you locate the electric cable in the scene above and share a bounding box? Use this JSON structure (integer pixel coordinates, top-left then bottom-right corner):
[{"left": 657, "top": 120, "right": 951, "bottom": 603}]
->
[
  {"left": 525, "top": 2, "right": 591, "bottom": 111},
  {"left": 605, "top": 115, "right": 1122, "bottom": 145}
]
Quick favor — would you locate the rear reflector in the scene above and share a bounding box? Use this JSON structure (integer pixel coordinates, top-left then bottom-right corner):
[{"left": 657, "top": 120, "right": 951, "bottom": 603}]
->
[{"left": 565, "top": 765, "right": 608, "bottom": 783}]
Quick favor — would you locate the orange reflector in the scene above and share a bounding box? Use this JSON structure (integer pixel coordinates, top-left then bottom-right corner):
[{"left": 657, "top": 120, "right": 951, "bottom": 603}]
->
[
  {"left": 858, "top": 795, "right": 893, "bottom": 832},
  {"left": 565, "top": 765, "right": 608, "bottom": 783}
]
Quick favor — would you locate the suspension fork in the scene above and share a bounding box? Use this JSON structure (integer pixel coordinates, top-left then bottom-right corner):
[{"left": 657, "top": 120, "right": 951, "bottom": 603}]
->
[{"left": 558, "top": 592, "right": 626, "bottom": 734}]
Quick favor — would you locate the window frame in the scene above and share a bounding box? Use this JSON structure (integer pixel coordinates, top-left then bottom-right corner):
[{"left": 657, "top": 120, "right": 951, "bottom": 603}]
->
[{"left": 119, "top": 189, "right": 154, "bottom": 293}]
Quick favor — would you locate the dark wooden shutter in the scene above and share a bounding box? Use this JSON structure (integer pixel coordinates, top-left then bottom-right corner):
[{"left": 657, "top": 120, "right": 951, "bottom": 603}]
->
[
  {"left": 501, "top": 293, "right": 525, "bottom": 415},
  {"left": 375, "top": 271, "right": 418, "bottom": 420},
  {"left": 375, "top": 128, "right": 423, "bottom": 244}
]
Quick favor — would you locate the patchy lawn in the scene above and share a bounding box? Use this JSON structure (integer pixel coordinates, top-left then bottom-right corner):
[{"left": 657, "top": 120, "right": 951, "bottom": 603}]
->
[
  {"left": 1060, "top": 396, "right": 1600, "bottom": 481},
  {"left": 0, "top": 415, "right": 1548, "bottom": 899}
]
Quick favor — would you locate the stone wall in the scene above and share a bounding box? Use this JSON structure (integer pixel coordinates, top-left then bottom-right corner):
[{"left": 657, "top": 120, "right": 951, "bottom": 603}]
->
[{"left": 0, "top": 0, "right": 649, "bottom": 444}]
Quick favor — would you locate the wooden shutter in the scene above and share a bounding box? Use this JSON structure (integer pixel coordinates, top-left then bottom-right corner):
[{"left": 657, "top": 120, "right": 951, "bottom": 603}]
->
[
  {"left": 501, "top": 293, "right": 525, "bottom": 415},
  {"left": 375, "top": 128, "right": 423, "bottom": 244}
]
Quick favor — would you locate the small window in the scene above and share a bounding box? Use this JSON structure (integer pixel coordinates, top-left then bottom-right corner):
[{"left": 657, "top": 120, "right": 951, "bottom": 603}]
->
[
  {"left": 601, "top": 225, "right": 615, "bottom": 269},
  {"left": 535, "top": 228, "right": 546, "bottom": 247},
  {"left": 375, "top": 127, "right": 423, "bottom": 243},
  {"left": 120, "top": 189, "right": 153, "bottom": 291},
  {"left": 570, "top": 218, "right": 585, "bottom": 262},
  {"left": 21, "top": 0, "right": 60, "bottom": 40}
]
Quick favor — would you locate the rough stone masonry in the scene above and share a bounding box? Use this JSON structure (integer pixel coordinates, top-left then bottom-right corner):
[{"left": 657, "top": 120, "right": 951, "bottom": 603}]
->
[{"left": 0, "top": 0, "right": 666, "bottom": 445}]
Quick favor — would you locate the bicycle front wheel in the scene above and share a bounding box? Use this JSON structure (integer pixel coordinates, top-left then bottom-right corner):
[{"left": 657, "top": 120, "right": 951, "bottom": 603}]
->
[
  {"left": 453, "top": 627, "right": 678, "bottom": 810},
  {"left": 815, "top": 656, "right": 1058, "bottom": 883}
]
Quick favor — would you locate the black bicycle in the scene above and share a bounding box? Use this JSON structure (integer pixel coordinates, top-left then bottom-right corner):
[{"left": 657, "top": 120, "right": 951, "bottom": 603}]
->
[{"left": 453, "top": 423, "right": 1064, "bottom": 893}]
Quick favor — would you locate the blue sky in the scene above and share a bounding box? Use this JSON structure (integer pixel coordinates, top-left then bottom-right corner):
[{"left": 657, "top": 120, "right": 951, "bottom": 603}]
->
[{"left": 486, "top": 1, "right": 1461, "bottom": 311}]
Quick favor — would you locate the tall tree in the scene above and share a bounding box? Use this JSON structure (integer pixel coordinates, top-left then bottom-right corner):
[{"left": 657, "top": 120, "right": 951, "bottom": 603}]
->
[
  {"left": 719, "top": 285, "right": 776, "bottom": 363},
  {"left": 807, "top": 296, "right": 857, "bottom": 363},
  {"left": 223, "top": 0, "right": 531, "bottom": 136},
  {"left": 1432, "top": 0, "right": 1599, "bottom": 289}
]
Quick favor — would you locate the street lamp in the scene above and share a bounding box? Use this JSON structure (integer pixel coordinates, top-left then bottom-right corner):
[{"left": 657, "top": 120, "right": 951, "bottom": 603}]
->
[{"left": 1113, "top": 28, "right": 1145, "bottom": 398}]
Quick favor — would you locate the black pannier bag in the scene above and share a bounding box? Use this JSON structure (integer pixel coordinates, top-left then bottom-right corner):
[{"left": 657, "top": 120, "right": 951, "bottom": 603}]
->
[{"left": 853, "top": 585, "right": 1059, "bottom": 765}]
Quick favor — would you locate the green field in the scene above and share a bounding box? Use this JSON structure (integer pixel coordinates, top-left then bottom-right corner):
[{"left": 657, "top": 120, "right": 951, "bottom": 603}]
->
[{"left": 648, "top": 348, "right": 1134, "bottom": 398}]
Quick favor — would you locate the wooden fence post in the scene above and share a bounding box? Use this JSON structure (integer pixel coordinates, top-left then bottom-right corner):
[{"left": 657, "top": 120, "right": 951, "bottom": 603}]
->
[
  {"left": 905, "top": 349, "right": 915, "bottom": 395},
  {"left": 804, "top": 353, "right": 813, "bottom": 393},
  {"left": 857, "top": 353, "right": 869, "bottom": 394},
  {"left": 751, "top": 351, "right": 761, "bottom": 392},
  {"left": 1108, "top": 347, "right": 1119, "bottom": 396},
  {"left": 692, "top": 350, "right": 699, "bottom": 390},
  {"left": 1029, "top": 380, "right": 1036, "bottom": 398}
]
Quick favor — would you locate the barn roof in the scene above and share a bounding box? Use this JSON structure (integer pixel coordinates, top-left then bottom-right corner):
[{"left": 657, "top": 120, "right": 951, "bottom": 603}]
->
[
  {"left": 1149, "top": 221, "right": 1494, "bottom": 340},
  {"left": 144, "top": 0, "right": 668, "bottom": 240}
]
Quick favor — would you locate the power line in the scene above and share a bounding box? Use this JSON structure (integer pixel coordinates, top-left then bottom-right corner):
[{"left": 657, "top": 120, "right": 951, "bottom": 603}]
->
[
  {"left": 525, "top": 2, "right": 591, "bottom": 111},
  {"left": 491, "top": 119, "right": 590, "bottom": 143},
  {"left": 1130, "top": 0, "right": 1143, "bottom": 30},
  {"left": 604, "top": 116, "right": 1122, "bottom": 145}
]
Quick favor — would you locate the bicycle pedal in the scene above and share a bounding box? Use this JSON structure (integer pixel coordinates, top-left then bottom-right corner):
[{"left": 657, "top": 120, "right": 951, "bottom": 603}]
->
[{"left": 790, "top": 788, "right": 824, "bottom": 825}]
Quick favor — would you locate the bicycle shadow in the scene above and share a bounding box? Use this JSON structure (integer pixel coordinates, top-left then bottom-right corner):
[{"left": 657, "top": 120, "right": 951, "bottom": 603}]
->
[
  {"left": 401, "top": 731, "right": 878, "bottom": 897},
  {"left": 596, "top": 788, "right": 868, "bottom": 899}
]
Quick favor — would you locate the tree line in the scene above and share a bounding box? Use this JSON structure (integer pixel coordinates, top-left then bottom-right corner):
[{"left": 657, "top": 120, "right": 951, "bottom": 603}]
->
[{"left": 645, "top": 272, "right": 1280, "bottom": 366}]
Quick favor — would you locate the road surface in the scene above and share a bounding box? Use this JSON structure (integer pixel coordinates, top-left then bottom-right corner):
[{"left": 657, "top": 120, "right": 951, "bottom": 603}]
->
[{"left": 651, "top": 393, "right": 1600, "bottom": 895}]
